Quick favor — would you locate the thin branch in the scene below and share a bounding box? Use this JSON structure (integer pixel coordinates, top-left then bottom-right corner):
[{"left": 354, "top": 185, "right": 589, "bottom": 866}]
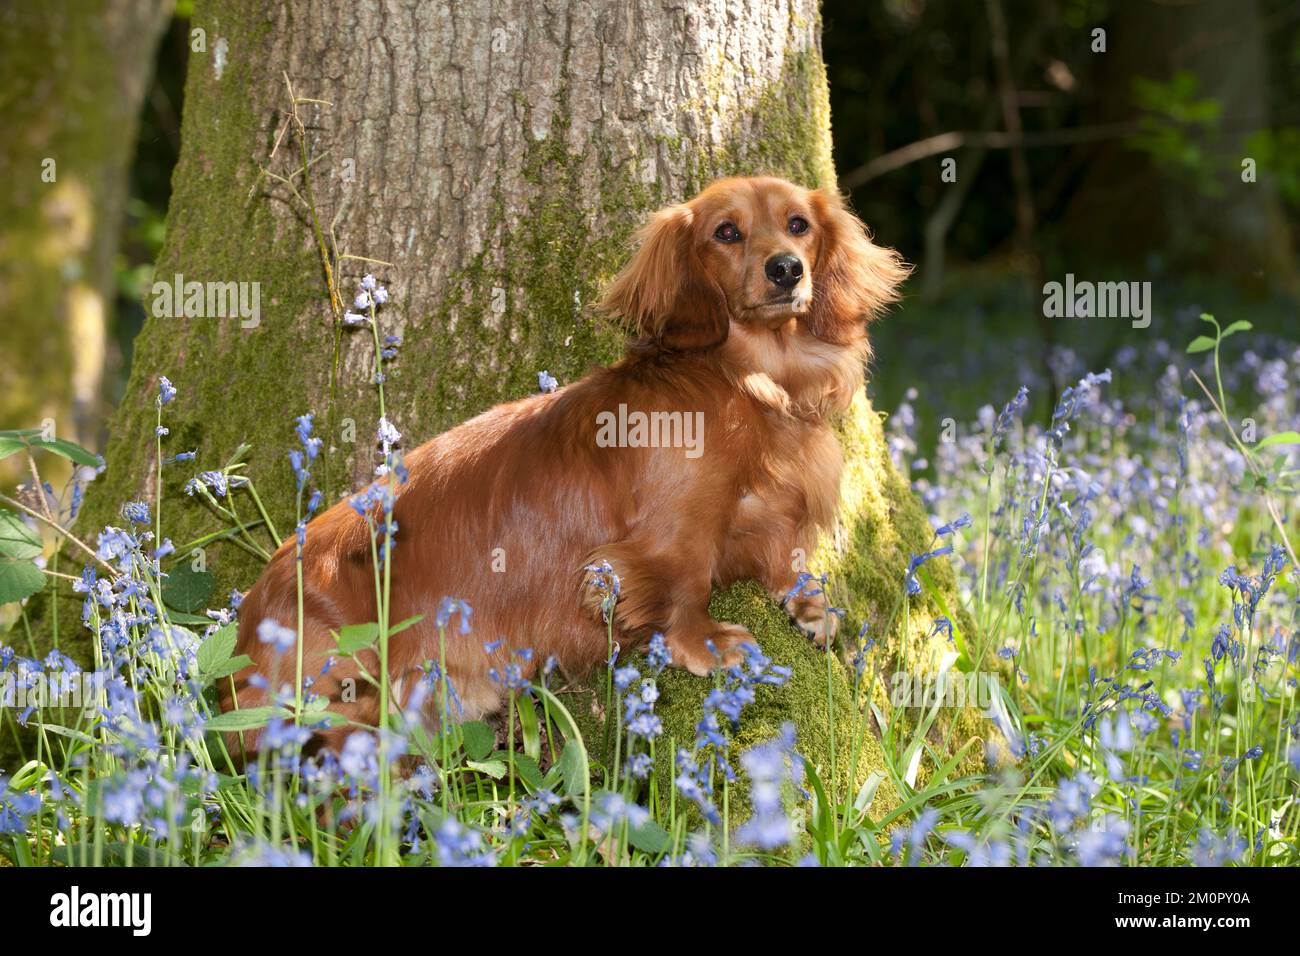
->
[{"left": 841, "top": 121, "right": 1142, "bottom": 188}]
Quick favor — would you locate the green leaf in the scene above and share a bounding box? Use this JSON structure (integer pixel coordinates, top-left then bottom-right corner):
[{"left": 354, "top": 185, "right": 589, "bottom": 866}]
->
[
  {"left": 334, "top": 615, "right": 423, "bottom": 654},
  {"left": 0, "top": 430, "right": 84, "bottom": 464},
  {"left": 490, "top": 750, "right": 543, "bottom": 789},
  {"left": 1257, "top": 431, "right": 1300, "bottom": 450},
  {"left": 0, "top": 556, "right": 45, "bottom": 604},
  {"left": 26, "top": 437, "right": 101, "bottom": 468},
  {"left": 531, "top": 686, "right": 589, "bottom": 801},
  {"left": 558, "top": 743, "right": 586, "bottom": 798},
  {"left": 1199, "top": 312, "right": 1218, "bottom": 325},
  {"left": 460, "top": 720, "right": 495, "bottom": 761},
  {"left": 49, "top": 844, "right": 185, "bottom": 867},
  {"left": 0, "top": 437, "right": 27, "bottom": 462},
  {"left": 1186, "top": 336, "right": 1217, "bottom": 353},
  {"left": 803, "top": 760, "right": 834, "bottom": 845},
  {"left": 466, "top": 759, "right": 508, "bottom": 779},
  {"left": 202, "top": 654, "right": 253, "bottom": 682},
  {"left": 627, "top": 818, "right": 671, "bottom": 855},
  {"left": 197, "top": 622, "right": 238, "bottom": 674},
  {"left": 517, "top": 695, "right": 541, "bottom": 761},
  {"left": 1220, "top": 320, "right": 1253, "bottom": 338},
  {"left": 162, "top": 563, "right": 215, "bottom": 613},
  {"left": 0, "top": 510, "right": 43, "bottom": 560},
  {"left": 334, "top": 621, "right": 379, "bottom": 654},
  {"left": 389, "top": 614, "right": 424, "bottom": 636},
  {"left": 205, "top": 705, "right": 288, "bottom": 732},
  {"left": 167, "top": 610, "right": 216, "bottom": 626}
]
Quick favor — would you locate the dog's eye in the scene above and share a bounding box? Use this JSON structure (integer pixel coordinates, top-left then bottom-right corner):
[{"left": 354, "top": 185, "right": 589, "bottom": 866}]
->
[
  {"left": 788, "top": 216, "right": 810, "bottom": 235},
  {"left": 714, "top": 222, "right": 742, "bottom": 243}
]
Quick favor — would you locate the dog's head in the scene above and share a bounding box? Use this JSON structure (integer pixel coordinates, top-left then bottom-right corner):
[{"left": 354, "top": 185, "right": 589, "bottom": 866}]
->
[{"left": 601, "top": 176, "right": 910, "bottom": 350}]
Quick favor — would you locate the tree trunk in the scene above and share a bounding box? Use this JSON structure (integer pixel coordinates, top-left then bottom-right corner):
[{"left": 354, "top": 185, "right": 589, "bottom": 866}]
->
[
  {"left": 0, "top": 0, "right": 174, "bottom": 490},
  {"left": 71, "top": 0, "right": 980, "bottom": 819}
]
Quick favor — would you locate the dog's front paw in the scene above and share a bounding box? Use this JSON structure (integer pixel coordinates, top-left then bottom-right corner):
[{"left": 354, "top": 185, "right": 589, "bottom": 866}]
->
[
  {"left": 779, "top": 588, "right": 839, "bottom": 647},
  {"left": 666, "top": 622, "right": 754, "bottom": 677}
]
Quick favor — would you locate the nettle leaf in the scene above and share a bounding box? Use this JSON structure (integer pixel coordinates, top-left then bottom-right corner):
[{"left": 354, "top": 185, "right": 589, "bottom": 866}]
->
[
  {"left": 1186, "top": 336, "right": 1217, "bottom": 354},
  {"left": 0, "top": 556, "right": 45, "bottom": 604},
  {"left": 197, "top": 622, "right": 238, "bottom": 674},
  {"left": 334, "top": 622, "right": 379, "bottom": 654},
  {"left": 205, "top": 705, "right": 289, "bottom": 732},
  {"left": 1257, "top": 431, "right": 1300, "bottom": 450},
  {"left": 162, "top": 563, "right": 215, "bottom": 614},
  {"left": 460, "top": 720, "right": 495, "bottom": 761},
  {"left": 203, "top": 654, "right": 253, "bottom": 682},
  {"left": 0, "top": 510, "right": 43, "bottom": 560}
]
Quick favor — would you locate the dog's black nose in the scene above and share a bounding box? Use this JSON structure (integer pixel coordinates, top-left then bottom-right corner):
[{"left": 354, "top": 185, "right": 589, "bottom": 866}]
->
[{"left": 765, "top": 254, "right": 804, "bottom": 289}]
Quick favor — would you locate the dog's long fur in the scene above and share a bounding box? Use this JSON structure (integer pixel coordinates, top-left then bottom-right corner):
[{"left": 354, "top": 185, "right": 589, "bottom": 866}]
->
[{"left": 222, "top": 176, "right": 908, "bottom": 750}]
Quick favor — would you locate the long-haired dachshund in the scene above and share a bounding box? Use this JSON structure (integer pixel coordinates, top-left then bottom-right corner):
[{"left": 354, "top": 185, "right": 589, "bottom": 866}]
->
[{"left": 223, "top": 175, "right": 908, "bottom": 750}]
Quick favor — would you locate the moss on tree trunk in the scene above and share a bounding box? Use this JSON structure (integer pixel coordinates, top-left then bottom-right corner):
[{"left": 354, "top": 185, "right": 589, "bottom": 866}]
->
[{"left": 0, "top": 0, "right": 173, "bottom": 489}]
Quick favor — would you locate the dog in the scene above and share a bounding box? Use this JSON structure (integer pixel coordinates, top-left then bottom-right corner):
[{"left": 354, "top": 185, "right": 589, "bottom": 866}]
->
[{"left": 221, "top": 175, "right": 908, "bottom": 752}]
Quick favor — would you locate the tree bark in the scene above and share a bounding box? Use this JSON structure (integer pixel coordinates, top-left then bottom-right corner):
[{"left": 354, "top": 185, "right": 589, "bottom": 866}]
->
[
  {"left": 69, "top": 0, "right": 980, "bottom": 816},
  {"left": 0, "top": 0, "right": 174, "bottom": 490}
]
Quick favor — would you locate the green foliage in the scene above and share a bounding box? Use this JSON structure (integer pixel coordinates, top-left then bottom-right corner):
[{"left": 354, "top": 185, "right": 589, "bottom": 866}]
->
[{"left": 1129, "top": 71, "right": 1224, "bottom": 197}]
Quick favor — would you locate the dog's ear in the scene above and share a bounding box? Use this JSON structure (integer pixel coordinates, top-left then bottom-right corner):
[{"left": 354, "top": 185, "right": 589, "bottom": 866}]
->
[
  {"left": 806, "top": 189, "right": 911, "bottom": 344},
  {"left": 601, "top": 204, "right": 730, "bottom": 351}
]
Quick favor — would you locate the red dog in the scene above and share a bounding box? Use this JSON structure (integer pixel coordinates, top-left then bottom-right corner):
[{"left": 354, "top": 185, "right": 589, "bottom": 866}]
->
[{"left": 223, "top": 176, "right": 907, "bottom": 750}]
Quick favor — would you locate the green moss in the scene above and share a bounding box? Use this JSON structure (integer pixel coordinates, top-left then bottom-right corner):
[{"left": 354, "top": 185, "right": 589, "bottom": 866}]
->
[
  {"left": 0, "top": 0, "right": 147, "bottom": 491},
  {"left": 561, "top": 580, "right": 900, "bottom": 832},
  {"left": 46, "top": 0, "right": 324, "bottom": 648}
]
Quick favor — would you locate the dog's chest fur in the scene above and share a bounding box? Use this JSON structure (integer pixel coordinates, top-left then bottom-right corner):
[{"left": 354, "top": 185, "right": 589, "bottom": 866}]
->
[{"left": 722, "top": 320, "right": 868, "bottom": 543}]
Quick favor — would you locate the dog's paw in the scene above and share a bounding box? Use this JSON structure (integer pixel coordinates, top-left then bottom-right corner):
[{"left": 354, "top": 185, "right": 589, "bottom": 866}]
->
[
  {"left": 780, "top": 590, "right": 839, "bottom": 647},
  {"left": 667, "top": 622, "right": 754, "bottom": 677}
]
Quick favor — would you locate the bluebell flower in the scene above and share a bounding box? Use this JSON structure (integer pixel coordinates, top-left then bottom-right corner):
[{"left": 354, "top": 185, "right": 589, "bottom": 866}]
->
[
  {"left": 435, "top": 596, "right": 473, "bottom": 634},
  {"left": 890, "top": 807, "right": 938, "bottom": 865},
  {"left": 256, "top": 618, "right": 296, "bottom": 654},
  {"left": 646, "top": 632, "right": 671, "bottom": 672},
  {"left": 122, "top": 501, "right": 150, "bottom": 526}
]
